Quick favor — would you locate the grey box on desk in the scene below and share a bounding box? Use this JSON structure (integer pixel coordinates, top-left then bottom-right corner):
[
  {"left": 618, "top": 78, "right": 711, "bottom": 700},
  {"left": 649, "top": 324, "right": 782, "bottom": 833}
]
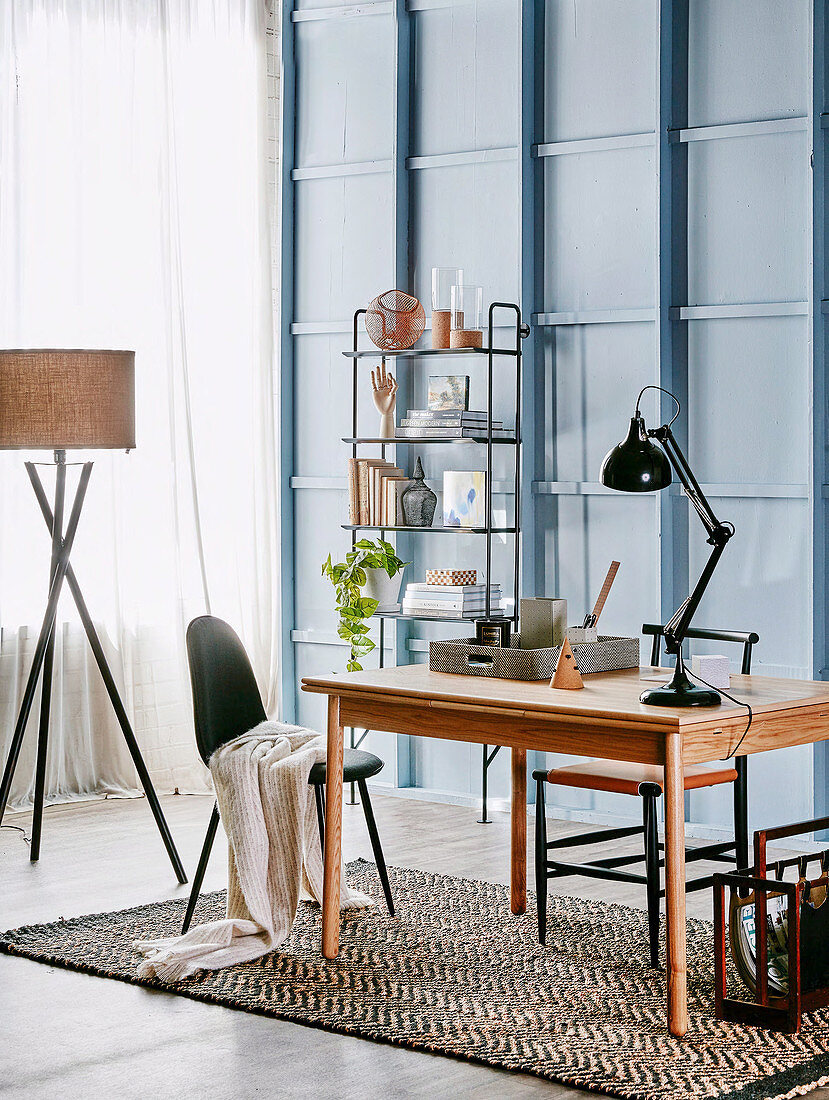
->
[{"left": 519, "top": 598, "right": 567, "bottom": 649}]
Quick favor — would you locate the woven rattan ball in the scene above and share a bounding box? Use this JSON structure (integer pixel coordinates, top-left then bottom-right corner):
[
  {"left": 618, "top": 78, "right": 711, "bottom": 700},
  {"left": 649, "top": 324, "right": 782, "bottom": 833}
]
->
[{"left": 365, "top": 290, "right": 426, "bottom": 351}]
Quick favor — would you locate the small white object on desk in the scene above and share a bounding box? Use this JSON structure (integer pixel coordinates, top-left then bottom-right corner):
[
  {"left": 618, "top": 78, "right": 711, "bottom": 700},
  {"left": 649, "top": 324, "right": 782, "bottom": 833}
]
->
[
  {"left": 567, "top": 625, "right": 597, "bottom": 645},
  {"left": 690, "top": 654, "right": 730, "bottom": 690}
]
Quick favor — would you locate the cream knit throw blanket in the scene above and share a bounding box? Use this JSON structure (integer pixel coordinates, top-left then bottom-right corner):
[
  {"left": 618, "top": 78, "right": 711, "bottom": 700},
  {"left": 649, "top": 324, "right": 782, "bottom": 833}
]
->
[{"left": 134, "top": 721, "right": 373, "bottom": 981}]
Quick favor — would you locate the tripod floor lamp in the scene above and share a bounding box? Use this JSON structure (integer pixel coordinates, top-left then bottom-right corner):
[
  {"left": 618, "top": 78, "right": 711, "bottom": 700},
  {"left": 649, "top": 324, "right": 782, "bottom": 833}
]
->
[{"left": 0, "top": 349, "right": 186, "bottom": 881}]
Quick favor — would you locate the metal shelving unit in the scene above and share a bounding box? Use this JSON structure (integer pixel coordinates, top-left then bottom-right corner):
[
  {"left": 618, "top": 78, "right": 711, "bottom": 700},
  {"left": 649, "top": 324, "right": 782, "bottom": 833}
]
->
[{"left": 342, "top": 301, "right": 529, "bottom": 817}]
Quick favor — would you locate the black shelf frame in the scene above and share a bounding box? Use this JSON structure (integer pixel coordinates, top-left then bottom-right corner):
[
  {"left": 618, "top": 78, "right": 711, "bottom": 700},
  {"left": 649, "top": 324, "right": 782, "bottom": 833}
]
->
[{"left": 342, "top": 301, "right": 528, "bottom": 818}]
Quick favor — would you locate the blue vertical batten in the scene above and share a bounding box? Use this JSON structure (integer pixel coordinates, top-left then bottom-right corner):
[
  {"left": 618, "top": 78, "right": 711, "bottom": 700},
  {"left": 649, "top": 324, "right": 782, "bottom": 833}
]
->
[
  {"left": 521, "top": 0, "right": 543, "bottom": 599},
  {"left": 521, "top": 0, "right": 545, "bottom": 795},
  {"left": 278, "top": 0, "right": 298, "bottom": 722},
  {"left": 393, "top": 0, "right": 414, "bottom": 789},
  {"left": 657, "top": 0, "right": 690, "bottom": 648},
  {"left": 813, "top": 0, "right": 828, "bottom": 817}
]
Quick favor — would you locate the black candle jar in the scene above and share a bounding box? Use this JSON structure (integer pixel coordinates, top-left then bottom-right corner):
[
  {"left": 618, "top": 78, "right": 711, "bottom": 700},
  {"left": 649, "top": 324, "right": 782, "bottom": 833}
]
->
[{"left": 475, "top": 618, "right": 512, "bottom": 648}]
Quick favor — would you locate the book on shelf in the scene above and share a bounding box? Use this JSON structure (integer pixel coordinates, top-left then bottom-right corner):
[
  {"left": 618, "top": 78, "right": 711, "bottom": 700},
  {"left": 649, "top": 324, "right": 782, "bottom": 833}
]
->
[
  {"left": 347, "top": 458, "right": 359, "bottom": 524},
  {"left": 399, "top": 418, "right": 503, "bottom": 428},
  {"left": 400, "top": 604, "right": 505, "bottom": 620},
  {"left": 384, "top": 476, "right": 411, "bottom": 526},
  {"left": 346, "top": 458, "right": 399, "bottom": 526},
  {"left": 405, "top": 409, "right": 495, "bottom": 422},
  {"left": 359, "top": 459, "right": 388, "bottom": 525},
  {"left": 405, "top": 583, "right": 501, "bottom": 599},
  {"left": 396, "top": 426, "right": 513, "bottom": 439},
  {"left": 402, "top": 598, "right": 503, "bottom": 611},
  {"left": 378, "top": 471, "right": 407, "bottom": 525}
]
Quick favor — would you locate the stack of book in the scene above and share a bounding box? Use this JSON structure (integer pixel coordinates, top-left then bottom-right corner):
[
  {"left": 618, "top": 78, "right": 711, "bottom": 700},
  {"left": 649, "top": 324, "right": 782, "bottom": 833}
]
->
[
  {"left": 395, "top": 409, "right": 513, "bottom": 439},
  {"left": 401, "top": 582, "right": 504, "bottom": 619},
  {"left": 347, "top": 458, "right": 410, "bottom": 526}
]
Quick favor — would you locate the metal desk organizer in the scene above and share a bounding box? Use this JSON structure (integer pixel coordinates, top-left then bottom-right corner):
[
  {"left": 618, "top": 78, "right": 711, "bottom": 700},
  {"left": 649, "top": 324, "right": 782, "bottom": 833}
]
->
[{"left": 429, "top": 633, "right": 639, "bottom": 680}]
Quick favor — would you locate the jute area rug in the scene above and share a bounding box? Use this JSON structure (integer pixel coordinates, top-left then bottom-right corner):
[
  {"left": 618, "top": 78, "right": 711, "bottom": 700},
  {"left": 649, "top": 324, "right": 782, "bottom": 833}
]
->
[{"left": 2, "top": 859, "right": 829, "bottom": 1100}]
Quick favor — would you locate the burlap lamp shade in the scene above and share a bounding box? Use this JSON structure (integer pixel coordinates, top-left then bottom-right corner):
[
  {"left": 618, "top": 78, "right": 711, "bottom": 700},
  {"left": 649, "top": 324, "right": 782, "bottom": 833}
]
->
[{"left": 0, "top": 349, "right": 135, "bottom": 450}]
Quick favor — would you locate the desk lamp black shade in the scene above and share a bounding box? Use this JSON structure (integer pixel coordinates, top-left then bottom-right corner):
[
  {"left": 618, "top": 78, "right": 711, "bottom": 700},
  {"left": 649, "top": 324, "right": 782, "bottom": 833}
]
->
[{"left": 599, "top": 385, "right": 735, "bottom": 707}]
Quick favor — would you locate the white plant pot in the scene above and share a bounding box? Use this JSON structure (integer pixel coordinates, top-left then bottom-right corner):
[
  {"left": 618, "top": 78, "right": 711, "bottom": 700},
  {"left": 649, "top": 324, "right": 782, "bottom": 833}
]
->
[{"left": 363, "top": 566, "right": 404, "bottom": 612}]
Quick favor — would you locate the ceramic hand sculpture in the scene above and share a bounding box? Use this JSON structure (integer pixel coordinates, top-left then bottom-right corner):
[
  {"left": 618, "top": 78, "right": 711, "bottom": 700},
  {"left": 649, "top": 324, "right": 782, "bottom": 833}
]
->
[{"left": 371, "top": 362, "right": 398, "bottom": 440}]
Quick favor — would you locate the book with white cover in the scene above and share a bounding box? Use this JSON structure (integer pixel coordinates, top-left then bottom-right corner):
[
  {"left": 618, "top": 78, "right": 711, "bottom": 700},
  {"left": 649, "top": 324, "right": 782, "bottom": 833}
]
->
[
  {"left": 403, "top": 598, "right": 502, "bottom": 611},
  {"left": 401, "top": 605, "right": 505, "bottom": 619},
  {"left": 406, "top": 584, "right": 501, "bottom": 599}
]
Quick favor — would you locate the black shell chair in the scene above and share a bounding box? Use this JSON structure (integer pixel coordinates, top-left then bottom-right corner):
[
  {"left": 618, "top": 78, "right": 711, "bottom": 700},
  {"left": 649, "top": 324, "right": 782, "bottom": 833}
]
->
[{"left": 181, "top": 615, "right": 393, "bottom": 932}]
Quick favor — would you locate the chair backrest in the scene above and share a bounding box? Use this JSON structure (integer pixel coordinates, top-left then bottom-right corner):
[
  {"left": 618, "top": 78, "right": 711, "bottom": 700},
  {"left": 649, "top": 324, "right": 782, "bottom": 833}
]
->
[
  {"left": 185, "top": 615, "right": 267, "bottom": 764},
  {"left": 642, "top": 623, "right": 759, "bottom": 675}
]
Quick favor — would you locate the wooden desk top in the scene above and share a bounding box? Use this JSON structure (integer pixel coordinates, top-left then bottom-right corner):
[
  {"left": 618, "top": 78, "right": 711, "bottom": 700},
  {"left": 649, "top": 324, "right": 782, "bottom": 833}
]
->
[{"left": 301, "top": 664, "right": 829, "bottom": 730}]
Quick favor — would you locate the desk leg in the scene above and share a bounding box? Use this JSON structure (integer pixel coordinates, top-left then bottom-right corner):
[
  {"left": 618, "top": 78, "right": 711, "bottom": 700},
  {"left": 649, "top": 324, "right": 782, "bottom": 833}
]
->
[
  {"left": 322, "top": 695, "right": 344, "bottom": 959},
  {"left": 664, "top": 731, "right": 688, "bottom": 1037},
  {"left": 511, "top": 747, "right": 527, "bottom": 915}
]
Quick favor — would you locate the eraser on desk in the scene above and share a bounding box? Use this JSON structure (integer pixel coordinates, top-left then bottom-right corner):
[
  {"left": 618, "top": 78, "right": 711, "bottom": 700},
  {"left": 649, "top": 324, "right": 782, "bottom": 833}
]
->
[{"left": 690, "top": 654, "right": 730, "bottom": 690}]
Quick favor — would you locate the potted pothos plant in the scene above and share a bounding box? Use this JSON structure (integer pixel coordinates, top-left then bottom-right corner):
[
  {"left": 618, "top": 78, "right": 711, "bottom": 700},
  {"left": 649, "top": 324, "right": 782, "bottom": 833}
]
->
[{"left": 322, "top": 538, "right": 409, "bottom": 671}]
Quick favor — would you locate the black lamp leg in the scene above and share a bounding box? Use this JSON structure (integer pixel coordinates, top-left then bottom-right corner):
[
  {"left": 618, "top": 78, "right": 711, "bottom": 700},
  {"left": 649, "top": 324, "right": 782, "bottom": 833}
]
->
[
  {"left": 0, "top": 463, "right": 91, "bottom": 825},
  {"left": 30, "top": 459, "right": 66, "bottom": 862},
  {"left": 0, "top": 460, "right": 187, "bottom": 885}
]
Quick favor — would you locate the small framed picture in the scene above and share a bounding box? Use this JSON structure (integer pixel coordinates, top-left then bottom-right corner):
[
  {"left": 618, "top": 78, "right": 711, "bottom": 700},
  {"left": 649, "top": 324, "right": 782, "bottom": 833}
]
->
[
  {"left": 428, "top": 375, "right": 470, "bottom": 410},
  {"left": 443, "top": 470, "right": 486, "bottom": 527}
]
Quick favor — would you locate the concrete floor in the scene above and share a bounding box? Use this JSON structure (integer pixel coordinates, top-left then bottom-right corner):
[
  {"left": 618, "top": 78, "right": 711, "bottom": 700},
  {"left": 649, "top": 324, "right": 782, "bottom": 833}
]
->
[{"left": 1, "top": 792, "right": 825, "bottom": 1100}]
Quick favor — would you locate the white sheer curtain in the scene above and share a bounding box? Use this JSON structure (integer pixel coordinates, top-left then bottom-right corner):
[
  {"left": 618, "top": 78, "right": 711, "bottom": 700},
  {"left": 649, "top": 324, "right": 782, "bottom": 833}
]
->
[{"left": 0, "top": 0, "right": 279, "bottom": 808}]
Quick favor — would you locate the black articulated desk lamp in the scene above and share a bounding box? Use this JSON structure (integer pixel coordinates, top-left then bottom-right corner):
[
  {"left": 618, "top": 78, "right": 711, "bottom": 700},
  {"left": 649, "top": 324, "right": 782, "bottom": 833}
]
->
[{"left": 599, "top": 384, "right": 735, "bottom": 707}]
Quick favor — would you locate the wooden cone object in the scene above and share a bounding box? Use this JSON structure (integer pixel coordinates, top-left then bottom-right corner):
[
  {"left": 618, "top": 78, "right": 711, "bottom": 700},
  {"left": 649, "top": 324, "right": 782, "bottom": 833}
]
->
[{"left": 551, "top": 636, "right": 584, "bottom": 690}]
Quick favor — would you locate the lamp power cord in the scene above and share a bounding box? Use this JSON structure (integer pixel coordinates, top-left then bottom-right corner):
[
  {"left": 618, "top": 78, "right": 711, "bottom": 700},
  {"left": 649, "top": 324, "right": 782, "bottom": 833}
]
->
[{"left": 684, "top": 665, "right": 753, "bottom": 759}]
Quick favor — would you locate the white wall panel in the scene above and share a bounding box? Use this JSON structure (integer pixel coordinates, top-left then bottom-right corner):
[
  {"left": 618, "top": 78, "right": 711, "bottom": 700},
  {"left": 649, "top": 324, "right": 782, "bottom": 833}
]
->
[
  {"left": 552, "top": 495, "right": 661, "bottom": 646},
  {"left": 412, "top": 0, "right": 519, "bottom": 157},
  {"left": 687, "top": 133, "right": 810, "bottom": 305},
  {"left": 687, "top": 317, "right": 809, "bottom": 484},
  {"left": 296, "top": 17, "right": 394, "bottom": 167},
  {"left": 294, "top": 174, "right": 393, "bottom": 321},
  {"left": 550, "top": 322, "right": 657, "bottom": 483},
  {"left": 412, "top": 161, "right": 520, "bottom": 304},
  {"left": 545, "top": 0, "right": 656, "bottom": 142},
  {"left": 688, "top": 0, "right": 809, "bottom": 127},
  {"left": 543, "top": 148, "right": 656, "bottom": 312},
  {"left": 690, "top": 498, "right": 811, "bottom": 677}
]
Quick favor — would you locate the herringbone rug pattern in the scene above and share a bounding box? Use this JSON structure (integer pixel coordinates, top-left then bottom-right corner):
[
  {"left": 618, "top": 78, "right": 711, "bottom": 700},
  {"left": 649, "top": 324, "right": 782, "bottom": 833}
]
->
[{"left": 2, "top": 860, "right": 829, "bottom": 1100}]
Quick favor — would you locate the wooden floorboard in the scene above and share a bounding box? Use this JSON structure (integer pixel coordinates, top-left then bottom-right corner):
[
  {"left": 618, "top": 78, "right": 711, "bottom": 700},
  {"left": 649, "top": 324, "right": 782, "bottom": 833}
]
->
[{"left": 1, "top": 792, "right": 825, "bottom": 1099}]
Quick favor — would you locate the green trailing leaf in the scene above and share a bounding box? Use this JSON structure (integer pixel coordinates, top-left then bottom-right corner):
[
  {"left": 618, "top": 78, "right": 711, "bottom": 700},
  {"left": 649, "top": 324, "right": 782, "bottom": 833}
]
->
[{"left": 321, "top": 537, "right": 408, "bottom": 672}]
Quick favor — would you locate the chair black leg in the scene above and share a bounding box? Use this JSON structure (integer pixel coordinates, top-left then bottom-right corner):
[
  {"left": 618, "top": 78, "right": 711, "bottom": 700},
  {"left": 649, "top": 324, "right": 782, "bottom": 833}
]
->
[
  {"left": 535, "top": 777, "right": 548, "bottom": 946},
  {"left": 182, "top": 801, "right": 220, "bottom": 934},
  {"left": 314, "top": 782, "right": 326, "bottom": 858},
  {"left": 642, "top": 792, "right": 661, "bottom": 968},
  {"left": 357, "top": 779, "right": 394, "bottom": 916},
  {"left": 734, "top": 756, "right": 749, "bottom": 869}
]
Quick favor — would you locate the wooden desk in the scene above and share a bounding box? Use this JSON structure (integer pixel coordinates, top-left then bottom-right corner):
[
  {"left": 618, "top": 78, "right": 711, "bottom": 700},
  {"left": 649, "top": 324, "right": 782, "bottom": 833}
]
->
[{"left": 301, "top": 665, "right": 829, "bottom": 1037}]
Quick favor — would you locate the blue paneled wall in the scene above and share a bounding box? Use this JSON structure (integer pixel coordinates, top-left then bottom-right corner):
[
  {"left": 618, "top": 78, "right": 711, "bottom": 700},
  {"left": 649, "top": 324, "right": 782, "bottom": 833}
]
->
[{"left": 281, "top": 0, "right": 826, "bottom": 834}]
